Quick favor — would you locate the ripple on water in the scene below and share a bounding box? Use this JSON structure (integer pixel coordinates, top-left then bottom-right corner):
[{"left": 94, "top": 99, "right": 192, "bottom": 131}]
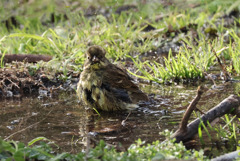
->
[{"left": 0, "top": 82, "right": 238, "bottom": 156}]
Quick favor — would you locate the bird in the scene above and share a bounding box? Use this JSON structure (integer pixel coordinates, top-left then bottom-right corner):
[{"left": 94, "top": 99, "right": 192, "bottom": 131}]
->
[{"left": 76, "top": 45, "right": 149, "bottom": 111}]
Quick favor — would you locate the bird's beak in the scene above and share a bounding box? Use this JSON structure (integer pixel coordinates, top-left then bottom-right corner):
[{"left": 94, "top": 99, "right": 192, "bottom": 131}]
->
[{"left": 92, "top": 56, "right": 99, "bottom": 63}]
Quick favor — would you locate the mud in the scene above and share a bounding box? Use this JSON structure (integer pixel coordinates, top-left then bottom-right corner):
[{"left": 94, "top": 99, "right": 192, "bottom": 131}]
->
[{"left": 0, "top": 62, "right": 79, "bottom": 99}]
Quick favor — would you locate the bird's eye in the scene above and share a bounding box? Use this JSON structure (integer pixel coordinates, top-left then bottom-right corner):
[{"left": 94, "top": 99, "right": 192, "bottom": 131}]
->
[{"left": 88, "top": 57, "right": 90, "bottom": 59}]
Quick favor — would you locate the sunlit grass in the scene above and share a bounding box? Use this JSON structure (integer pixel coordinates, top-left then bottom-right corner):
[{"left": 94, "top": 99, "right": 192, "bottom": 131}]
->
[
  {"left": 0, "top": 0, "right": 240, "bottom": 84},
  {"left": 128, "top": 33, "right": 231, "bottom": 83},
  {"left": 226, "top": 31, "right": 240, "bottom": 75}
]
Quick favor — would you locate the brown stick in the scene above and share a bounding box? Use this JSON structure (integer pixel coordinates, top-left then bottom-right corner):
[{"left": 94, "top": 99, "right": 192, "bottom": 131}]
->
[
  {"left": 171, "top": 95, "right": 240, "bottom": 143},
  {"left": 210, "top": 45, "right": 231, "bottom": 81},
  {"left": 1, "top": 54, "right": 52, "bottom": 63},
  {"left": 179, "top": 86, "right": 206, "bottom": 132}
]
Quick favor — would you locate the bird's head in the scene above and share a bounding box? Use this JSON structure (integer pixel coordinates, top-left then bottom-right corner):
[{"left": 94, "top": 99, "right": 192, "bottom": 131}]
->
[{"left": 84, "top": 45, "right": 109, "bottom": 70}]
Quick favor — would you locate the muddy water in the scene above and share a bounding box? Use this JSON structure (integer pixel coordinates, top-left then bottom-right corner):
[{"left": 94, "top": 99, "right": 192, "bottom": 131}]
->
[{"left": 0, "top": 81, "right": 238, "bottom": 156}]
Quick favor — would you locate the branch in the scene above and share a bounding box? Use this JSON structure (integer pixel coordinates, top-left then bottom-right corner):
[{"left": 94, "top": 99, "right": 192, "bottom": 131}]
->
[
  {"left": 179, "top": 86, "right": 207, "bottom": 132},
  {"left": 171, "top": 95, "right": 240, "bottom": 143},
  {"left": 212, "top": 150, "right": 240, "bottom": 161},
  {"left": 1, "top": 54, "right": 52, "bottom": 63},
  {"left": 210, "top": 45, "right": 231, "bottom": 81}
]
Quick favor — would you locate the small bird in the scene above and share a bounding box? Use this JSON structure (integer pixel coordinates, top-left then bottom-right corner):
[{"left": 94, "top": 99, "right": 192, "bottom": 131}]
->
[{"left": 77, "top": 45, "right": 148, "bottom": 111}]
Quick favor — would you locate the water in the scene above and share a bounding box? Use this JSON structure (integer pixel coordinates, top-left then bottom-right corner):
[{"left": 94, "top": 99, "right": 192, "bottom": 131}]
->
[{"left": 0, "top": 81, "right": 238, "bottom": 156}]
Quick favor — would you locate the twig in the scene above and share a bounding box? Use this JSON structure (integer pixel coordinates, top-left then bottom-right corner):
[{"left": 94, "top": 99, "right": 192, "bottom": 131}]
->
[
  {"left": 210, "top": 44, "right": 231, "bottom": 81},
  {"left": 179, "top": 86, "right": 207, "bottom": 132},
  {"left": 204, "top": 72, "right": 217, "bottom": 87},
  {"left": 4, "top": 109, "right": 53, "bottom": 141},
  {"left": 121, "top": 111, "right": 132, "bottom": 126},
  {"left": 6, "top": 77, "right": 20, "bottom": 89}
]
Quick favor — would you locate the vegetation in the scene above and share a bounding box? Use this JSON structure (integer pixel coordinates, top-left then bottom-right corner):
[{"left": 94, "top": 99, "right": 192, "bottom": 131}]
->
[
  {"left": 2, "top": 115, "right": 240, "bottom": 160},
  {"left": 1, "top": 0, "right": 240, "bottom": 82},
  {"left": 0, "top": 131, "right": 206, "bottom": 161},
  {"left": 1, "top": 0, "right": 240, "bottom": 160}
]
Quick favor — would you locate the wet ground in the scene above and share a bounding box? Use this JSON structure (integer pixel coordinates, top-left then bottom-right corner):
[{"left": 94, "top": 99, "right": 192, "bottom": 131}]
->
[{"left": 0, "top": 80, "right": 238, "bottom": 157}]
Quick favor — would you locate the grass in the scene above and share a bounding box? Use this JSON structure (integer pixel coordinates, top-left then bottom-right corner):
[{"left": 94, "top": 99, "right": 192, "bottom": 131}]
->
[
  {"left": 0, "top": 131, "right": 206, "bottom": 161},
  {"left": 1, "top": 0, "right": 240, "bottom": 83},
  {"left": 199, "top": 114, "right": 240, "bottom": 147},
  {"left": 129, "top": 34, "right": 230, "bottom": 83}
]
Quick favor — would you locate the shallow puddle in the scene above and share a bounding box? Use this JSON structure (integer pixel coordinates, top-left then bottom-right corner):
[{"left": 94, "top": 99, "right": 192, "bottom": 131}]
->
[{"left": 0, "top": 81, "right": 239, "bottom": 156}]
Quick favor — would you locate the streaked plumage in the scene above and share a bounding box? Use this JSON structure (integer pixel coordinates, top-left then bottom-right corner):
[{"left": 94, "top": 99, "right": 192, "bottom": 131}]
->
[{"left": 77, "top": 45, "right": 148, "bottom": 111}]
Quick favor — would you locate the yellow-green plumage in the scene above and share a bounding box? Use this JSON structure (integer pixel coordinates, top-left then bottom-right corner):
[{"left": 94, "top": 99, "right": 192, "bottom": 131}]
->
[{"left": 77, "top": 45, "right": 148, "bottom": 111}]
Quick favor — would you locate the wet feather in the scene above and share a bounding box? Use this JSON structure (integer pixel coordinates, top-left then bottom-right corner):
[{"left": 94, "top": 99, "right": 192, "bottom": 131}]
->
[{"left": 77, "top": 45, "right": 148, "bottom": 111}]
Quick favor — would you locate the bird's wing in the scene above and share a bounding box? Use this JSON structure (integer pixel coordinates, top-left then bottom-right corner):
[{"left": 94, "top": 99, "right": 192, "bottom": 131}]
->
[
  {"left": 101, "top": 64, "right": 148, "bottom": 103},
  {"left": 102, "top": 64, "right": 137, "bottom": 89}
]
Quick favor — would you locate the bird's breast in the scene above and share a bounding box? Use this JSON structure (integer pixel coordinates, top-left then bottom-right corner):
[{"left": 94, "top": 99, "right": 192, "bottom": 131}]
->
[
  {"left": 80, "top": 70, "right": 101, "bottom": 90},
  {"left": 79, "top": 70, "right": 107, "bottom": 110}
]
